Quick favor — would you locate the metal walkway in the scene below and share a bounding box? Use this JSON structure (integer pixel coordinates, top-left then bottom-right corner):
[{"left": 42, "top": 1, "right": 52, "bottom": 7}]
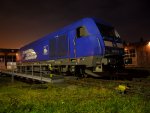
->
[{"left": 1, "top": 71, "right": 64, "bottom": 83}]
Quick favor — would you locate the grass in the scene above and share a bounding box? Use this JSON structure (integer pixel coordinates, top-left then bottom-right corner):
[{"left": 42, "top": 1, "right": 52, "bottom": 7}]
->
[{"left": 0, "top": 76, "right": 150, "bottom": 113}]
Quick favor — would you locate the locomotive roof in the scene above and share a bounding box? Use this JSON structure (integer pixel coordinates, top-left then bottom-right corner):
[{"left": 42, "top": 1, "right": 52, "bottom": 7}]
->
[{"left": 20, "top": 17, "right": 111, "bottom": 49}]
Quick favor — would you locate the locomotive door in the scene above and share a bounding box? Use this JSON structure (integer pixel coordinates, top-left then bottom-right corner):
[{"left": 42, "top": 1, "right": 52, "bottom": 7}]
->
[
  {"left": 75, "top": 26, "right": 103, "bottom": 57},
  {"left": 68, "top": 30, "right": 76, "bottom": 59},
  {"left": 69, "top": 27, "right": 102, "bottom": 59}
]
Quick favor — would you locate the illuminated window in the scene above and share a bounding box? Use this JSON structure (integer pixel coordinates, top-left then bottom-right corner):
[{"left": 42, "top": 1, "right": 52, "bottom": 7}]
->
[
  {"left": 129, "top": 49, "right": 136, "bottom": 57},
  {"left": 0, "top": 56, "right": 4, "bottom": 62},
  {"left": 125, "top": 58, "right": 132, "bottom": 64},
  {"left": 124, "top": 48, "right": 136, "bottom": 58},
  {"left": 124, "top": 49, "right": 129, "bottom": 57},
  {"left": 76, "top": 26, "right": 89, "bottom": 38}
]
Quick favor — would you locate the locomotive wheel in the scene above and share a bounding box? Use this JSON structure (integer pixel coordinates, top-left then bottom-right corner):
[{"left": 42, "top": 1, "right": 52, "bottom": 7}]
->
[{"left": 75, "top": 65, "right": 86, "bottom": 77}]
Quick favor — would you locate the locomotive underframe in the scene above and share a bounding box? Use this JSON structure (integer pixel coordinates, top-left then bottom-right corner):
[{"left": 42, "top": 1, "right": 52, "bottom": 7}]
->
[{"left": 16, "top": 55, "right": 124, "bottom": 77}]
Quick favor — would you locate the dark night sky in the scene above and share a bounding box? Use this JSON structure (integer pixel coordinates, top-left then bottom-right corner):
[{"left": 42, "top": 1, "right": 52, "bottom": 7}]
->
[{"left": 0, "top": 0, "right": 150, "bottom": 49}]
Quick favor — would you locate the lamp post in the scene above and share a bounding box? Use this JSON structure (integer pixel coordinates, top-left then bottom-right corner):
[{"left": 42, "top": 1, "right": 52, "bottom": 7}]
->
[
  {"left": 11, "top": 49, "right": 15, "bottom": 83},
  {"left": 11, "top": 55, "right": 14, "bottom": 83},
  {"left": 147, "top": 41, "right": 150, "bottom": 59}
]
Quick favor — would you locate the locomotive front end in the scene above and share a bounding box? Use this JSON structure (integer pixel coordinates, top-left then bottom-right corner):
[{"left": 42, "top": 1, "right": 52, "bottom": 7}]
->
[{"left": 95, "top": 22, "right": 125, "bottom": 73}]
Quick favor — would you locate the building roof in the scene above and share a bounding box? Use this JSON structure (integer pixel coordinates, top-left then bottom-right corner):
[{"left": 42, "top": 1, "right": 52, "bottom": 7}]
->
[{"left": 124, "top": 40, "right": 150, "bottom": 47}]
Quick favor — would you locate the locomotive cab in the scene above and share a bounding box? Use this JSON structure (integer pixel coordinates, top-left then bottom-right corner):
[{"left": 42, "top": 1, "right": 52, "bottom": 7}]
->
[{"left": 93, "top": 21, "right": 125, "bottom": 73}]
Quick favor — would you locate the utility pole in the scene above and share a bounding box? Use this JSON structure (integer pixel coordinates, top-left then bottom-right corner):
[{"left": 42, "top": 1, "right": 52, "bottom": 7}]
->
[{"left": 11, "top": 54, "right": 14, "bottom": 83}]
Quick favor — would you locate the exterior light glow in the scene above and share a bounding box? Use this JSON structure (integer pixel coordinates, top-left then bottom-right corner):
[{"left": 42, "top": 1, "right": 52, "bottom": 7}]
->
[
  {"left": 124, "top": 48, "right": 128, "bottom": 51},
  {"left": 148, "top": 41, "right": 150, "bottom": 46}
]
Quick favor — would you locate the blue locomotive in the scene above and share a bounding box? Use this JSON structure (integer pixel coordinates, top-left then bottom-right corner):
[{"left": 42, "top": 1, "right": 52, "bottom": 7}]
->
[{"left": 18, "top": 17, "right": 124, "bottom": 77}]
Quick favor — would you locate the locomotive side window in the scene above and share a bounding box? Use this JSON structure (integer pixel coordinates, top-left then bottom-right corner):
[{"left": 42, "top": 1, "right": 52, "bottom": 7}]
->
[{"left": 76, "top": 26, "right": 89, "bottom": 38}]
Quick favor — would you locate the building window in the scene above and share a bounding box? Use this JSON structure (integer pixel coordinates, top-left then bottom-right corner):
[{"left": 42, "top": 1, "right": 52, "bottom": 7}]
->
[
  {"left": 124, "top": 49, "right": 129, "bottom": 57},
  {"left": 0, "top": 58, "right": 2, "bottom": 62},
  {"left": 124, "top": 48, "right": 136, "bottom": 58},
  {"left": 129, "top": 49, "right": 136, "bottom": 57},
  {"left": 0, "top": 56, "right": 4, "bottom": 62},
  {"left": 125, "top": 58, "right": 132, "bottom": 64},
  {"left": 76, "top": 26, "right": 89, "bottom": 38},
  {"left": 6, "top": 55, "right": 16, "bottom": 62}
]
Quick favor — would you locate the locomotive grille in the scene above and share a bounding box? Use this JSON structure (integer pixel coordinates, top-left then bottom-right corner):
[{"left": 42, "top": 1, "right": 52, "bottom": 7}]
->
[
  {"left": 49, "top": 35, "right": 68, "bottom": 58},
  {"left": 57, "top": 35, "right": 68, "bottom": 57},
  {"left": 50, "top": 38, "right": 56, "bottom": 57}
]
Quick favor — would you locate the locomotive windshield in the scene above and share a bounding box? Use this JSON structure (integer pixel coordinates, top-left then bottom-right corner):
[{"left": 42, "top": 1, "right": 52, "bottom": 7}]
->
[{"left": 96, "top": 23, "right": 121, "bottom": 42}]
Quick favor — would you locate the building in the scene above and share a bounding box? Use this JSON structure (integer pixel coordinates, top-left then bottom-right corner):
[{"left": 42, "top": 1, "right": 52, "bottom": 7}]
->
[
  {"left": 0, "top": 49, "right": 18, "bottom": 70},
  {"left": 124, "top": 40, "right": 150, "bottom": 67}
]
